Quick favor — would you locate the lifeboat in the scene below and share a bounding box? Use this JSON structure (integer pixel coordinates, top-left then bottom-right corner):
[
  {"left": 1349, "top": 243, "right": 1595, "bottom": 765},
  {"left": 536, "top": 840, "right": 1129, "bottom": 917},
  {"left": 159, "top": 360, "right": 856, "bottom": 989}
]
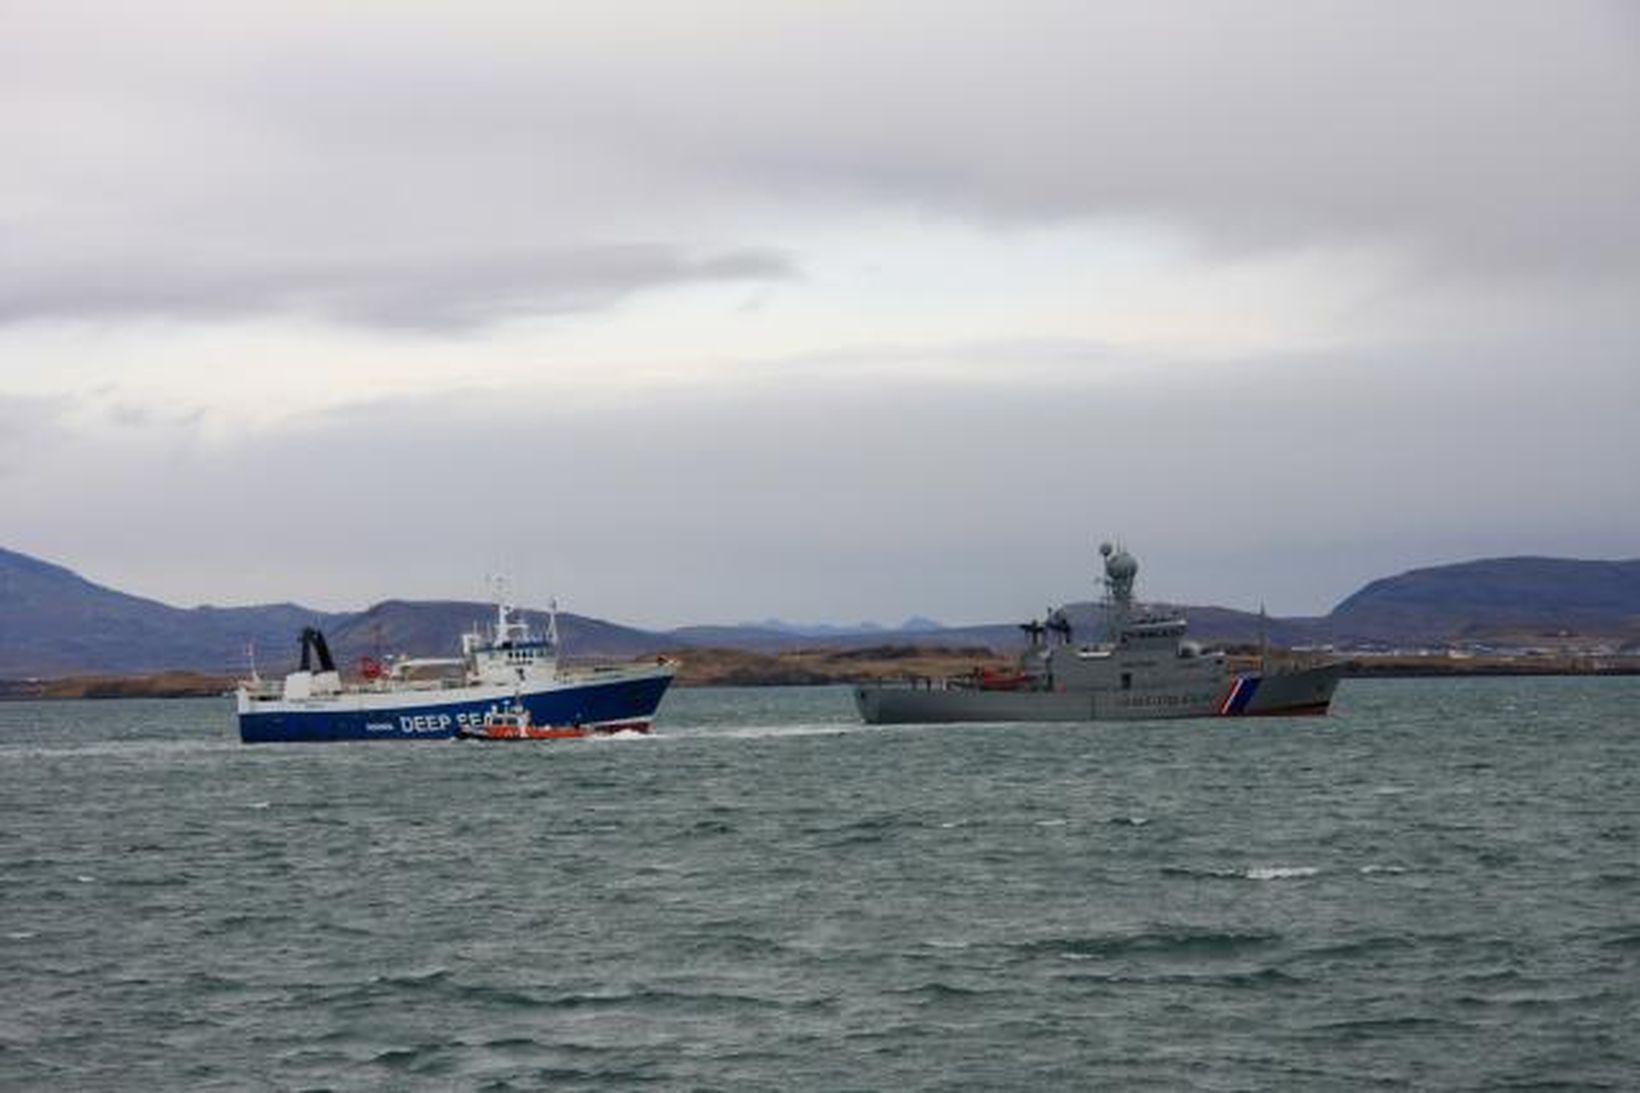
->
[{"left": 976, "top": 667, "right": 1030, "bottom": 691}]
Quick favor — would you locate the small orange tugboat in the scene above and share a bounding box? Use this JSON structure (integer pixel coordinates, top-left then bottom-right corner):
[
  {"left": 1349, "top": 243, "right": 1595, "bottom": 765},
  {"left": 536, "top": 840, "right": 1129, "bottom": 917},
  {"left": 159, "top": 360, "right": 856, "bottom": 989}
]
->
[{"left": 455, "top": 703, "right": 651, "bottom": 741}]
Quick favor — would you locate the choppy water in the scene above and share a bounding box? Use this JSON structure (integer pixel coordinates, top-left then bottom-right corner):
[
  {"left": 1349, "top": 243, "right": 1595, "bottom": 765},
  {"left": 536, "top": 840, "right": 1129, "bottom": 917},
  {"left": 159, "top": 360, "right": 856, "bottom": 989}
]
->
[{"left": 2, "top": 678, "right": 1637, "bottom": 1090}]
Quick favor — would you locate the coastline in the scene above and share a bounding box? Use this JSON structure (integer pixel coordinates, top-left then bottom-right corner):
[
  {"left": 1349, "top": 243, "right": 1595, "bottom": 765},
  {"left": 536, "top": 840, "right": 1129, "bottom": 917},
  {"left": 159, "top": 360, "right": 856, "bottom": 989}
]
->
[{"left": 3, "top": 648, "right": 1638, "bottom": 700}]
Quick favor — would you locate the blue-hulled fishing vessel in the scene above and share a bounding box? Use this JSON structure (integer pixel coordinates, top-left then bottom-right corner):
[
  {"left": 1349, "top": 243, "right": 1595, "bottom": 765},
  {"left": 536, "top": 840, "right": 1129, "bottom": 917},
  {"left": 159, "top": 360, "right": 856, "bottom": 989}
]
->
[{"left": 236, "top": 595, "right": 673, "bottom": 743}]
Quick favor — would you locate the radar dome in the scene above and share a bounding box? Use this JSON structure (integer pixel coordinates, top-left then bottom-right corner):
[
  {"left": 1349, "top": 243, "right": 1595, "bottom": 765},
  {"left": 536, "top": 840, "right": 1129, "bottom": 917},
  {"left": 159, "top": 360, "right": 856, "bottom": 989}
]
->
[{"left": 1105, "top": 550, "right": 1138, "bottom": 581}]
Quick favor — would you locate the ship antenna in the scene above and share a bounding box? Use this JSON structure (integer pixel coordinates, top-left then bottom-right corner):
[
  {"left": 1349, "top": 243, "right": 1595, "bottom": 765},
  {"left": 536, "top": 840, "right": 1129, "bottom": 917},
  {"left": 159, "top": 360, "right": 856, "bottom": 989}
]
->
[{"left": 547, "top": 597, "right": 560, "bottom": 648}]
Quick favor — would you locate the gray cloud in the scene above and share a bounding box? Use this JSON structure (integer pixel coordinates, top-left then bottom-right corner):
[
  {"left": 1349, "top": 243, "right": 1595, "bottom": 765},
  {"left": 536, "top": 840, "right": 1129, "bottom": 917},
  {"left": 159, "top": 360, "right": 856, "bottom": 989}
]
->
[
  {"left": 733, "top": 1, "right": 1640, "bottom": 281},
  {"left": 0, "top": 244, "right": 790, "bottom": 330},
  {"left": 3, "top": 0, "right": 1635, "bottom": 330}
]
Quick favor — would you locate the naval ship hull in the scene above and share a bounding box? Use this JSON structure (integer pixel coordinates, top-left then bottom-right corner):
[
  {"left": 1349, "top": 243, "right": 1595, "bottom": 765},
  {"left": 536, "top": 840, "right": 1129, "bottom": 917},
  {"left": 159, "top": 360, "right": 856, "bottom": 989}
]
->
[{"left": 854, "top": 663, "right": 1341, "bottom": 725}]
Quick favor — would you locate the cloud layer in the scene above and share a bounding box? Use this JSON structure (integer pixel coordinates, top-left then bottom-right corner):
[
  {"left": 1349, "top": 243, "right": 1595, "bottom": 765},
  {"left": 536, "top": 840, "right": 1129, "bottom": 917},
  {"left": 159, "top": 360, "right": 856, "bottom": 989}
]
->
[
  {"left": 6, "top": 1, "right": 1635, "bottom": 329},
  {"left": 2, "top": 244, "right": 788, "bottom": 330},
  {"left": 2, "top": 1, "right": 1636, "bottom": 624}
]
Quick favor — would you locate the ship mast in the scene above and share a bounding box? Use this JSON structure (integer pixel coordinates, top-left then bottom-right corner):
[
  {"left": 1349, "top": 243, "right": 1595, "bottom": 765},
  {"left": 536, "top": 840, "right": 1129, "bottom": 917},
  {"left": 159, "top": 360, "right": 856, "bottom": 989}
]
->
[
  {"left": 1258, "top": 603, "right": 1270, "bottom": 674},
  {"left": 1098, "top": 540, "right": 1139, "bottom": 640},
  {"left": 489, "top": 574, "right": 511, "bottom": 639}
]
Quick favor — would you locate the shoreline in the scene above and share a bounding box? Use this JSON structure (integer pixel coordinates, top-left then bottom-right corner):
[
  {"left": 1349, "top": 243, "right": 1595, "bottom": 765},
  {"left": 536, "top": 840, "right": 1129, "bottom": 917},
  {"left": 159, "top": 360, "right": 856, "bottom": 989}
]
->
[{"left": 3, "top": 649, "right": 1638, "bottom": 700}]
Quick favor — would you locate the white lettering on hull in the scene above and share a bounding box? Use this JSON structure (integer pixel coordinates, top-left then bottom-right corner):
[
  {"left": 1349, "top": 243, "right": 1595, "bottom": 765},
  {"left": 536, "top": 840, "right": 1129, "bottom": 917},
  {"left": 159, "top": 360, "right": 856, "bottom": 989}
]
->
[
  {"left": 1116, "top": 692, "right": 1216, "bottom": 709},
  {"left": 398, "top": 713, "right": 455, "bottom": 734}
]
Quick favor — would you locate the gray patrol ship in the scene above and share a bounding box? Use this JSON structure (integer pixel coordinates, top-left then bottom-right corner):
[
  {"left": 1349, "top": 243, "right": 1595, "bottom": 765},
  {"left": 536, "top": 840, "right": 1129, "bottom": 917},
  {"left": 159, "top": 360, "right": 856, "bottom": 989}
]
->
[{"left": 854, "top": 541, "right": 1342, "bottom": 724}]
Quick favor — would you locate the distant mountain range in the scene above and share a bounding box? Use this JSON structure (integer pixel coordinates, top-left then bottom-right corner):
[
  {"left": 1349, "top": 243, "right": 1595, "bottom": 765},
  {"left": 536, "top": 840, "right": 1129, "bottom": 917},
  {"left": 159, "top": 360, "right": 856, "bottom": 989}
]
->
[
  {"left": 2, "top": 545, "right": 1637, "bottom": 678},
  {"left": 0, "top": 548, "right": 673, "bottom": 676},
  {"left": 736, "top": 616, "right": 945, "bottom": 637}
]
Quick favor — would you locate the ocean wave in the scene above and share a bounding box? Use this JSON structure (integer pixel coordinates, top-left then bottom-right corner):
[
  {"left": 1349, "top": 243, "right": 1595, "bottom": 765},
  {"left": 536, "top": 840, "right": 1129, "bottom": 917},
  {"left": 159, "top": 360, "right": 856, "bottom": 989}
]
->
[
  {"left": 0, "top": 739, "right": 236, "bottom": 763},
  {"left": 109, "top": 871, "right": 196, "bottom": 889},
  {"left": 672, "top": 929, "right": 790, "bottom": 961},
  {"left": 1218, "top": 966, "right": 1305, "bottom": 988},
  {"left": 476, "top": 1034, "right": 545, "bottom": 1052},
  {"left": 689, "top": 723, "right": 863, "bottom": 741},
  {"left": 1160, "top": 864, "right": 1321, "bottom": 881},
  {"left": 377, "top": 968, "right": 453, "bottom": 990},
  {"left": 202, "top": 911, "right": 302, "bottom": 934},
  {"left": 538, "top": 987, "right": 787, "bottom": 1013},
  {"left": 887, "top": 980, "right": 998, "bottom": 1003},
  {"left": 1598, "top": 930, "right": 1640, "bottom": 951},
  {"left": 811, "top": 813, "right": 903, "bottom": 847},
  {"left": 1051, "top": 965, "right": 1304, "bottom": 989},
  {"left": 293, "top": 969, "right": 501, "bottom": 1011},
  {"left": 1246, "top": 866, "right": 1321, "bottom": 881},
  {"left": 1303, "top": 1015, "right": 1450, "bottom": 1039},
  {"left": 371, "top": 1042, "right": 453, "bottom": 1072},
  {"left": 1454, "top": 987, "right": 1609, "bottom": 1012},
  {"left": 1289, "top": 935, "right": 1417, "bottom": 962},
  {"left": 1016, "top": 928, "right": 1282, "bottom": 961},
  {"left": 446, "top": 983, "right": 543, "bottom": 1009}
]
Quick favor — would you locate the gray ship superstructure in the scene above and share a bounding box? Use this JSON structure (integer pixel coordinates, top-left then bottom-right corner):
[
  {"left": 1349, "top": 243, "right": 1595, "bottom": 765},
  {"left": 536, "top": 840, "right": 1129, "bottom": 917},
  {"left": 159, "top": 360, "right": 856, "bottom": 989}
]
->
[{"left": 854, "top": 542, "right": 1341, "bottom": 724}]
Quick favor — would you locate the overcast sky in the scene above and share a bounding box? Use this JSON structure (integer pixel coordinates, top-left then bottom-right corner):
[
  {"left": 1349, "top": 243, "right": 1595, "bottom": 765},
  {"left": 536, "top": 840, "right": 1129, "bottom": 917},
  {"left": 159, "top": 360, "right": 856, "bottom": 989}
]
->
[{"left": 3, "top": 0, "right": 1637, "bottom": 628}]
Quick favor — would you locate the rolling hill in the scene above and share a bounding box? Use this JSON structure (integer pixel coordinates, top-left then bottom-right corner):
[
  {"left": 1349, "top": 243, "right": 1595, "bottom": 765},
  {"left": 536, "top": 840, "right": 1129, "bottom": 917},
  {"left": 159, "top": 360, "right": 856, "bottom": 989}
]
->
[
  {"left": 3, "top": 545, "right": 1637, "bottom": 679},
  {"left": 0, "top": 547, "right": 347, "bottom": 676},
  {"left": 1326, "top": 557, "right": 1640, "bottom": 644},
  {"left": 0, "top": 549, "right": 671, "bottom": 677}
]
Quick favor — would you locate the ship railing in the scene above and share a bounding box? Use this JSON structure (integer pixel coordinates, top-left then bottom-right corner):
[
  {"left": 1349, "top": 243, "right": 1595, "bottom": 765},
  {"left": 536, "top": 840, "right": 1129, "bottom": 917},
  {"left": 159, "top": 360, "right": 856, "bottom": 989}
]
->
[
  {"left": 361, "top": 677, "right": 461, "bottom": 692},
  {"left": 236, "top": 675, "right": 463, "bottom": 700},
  {"left": 872, "top": 675, "right": 954, "bottom": 691},
  {"left": 875, "top": 670, "right": 1044, "bottom": 692},
  {"left": 557, "top": 656, "right": 676, "bottom": 678}
]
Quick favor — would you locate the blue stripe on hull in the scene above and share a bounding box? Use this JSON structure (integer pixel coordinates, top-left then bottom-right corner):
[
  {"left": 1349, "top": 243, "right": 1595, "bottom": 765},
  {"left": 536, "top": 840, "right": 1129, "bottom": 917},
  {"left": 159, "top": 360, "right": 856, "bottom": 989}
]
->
[
  {"left": 1225, "top": 675, "right": 1261, "bottom": 715},
  {"left": 238, "top": 674, "right": 672, "bottom": 743}
]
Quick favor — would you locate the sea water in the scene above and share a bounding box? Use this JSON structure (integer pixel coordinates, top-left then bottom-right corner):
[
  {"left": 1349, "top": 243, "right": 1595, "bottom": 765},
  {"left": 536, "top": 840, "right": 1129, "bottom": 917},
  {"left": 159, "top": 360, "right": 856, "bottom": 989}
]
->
[{"left": 1, "top": 678, "right": 1636, "bottom": 1090}]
